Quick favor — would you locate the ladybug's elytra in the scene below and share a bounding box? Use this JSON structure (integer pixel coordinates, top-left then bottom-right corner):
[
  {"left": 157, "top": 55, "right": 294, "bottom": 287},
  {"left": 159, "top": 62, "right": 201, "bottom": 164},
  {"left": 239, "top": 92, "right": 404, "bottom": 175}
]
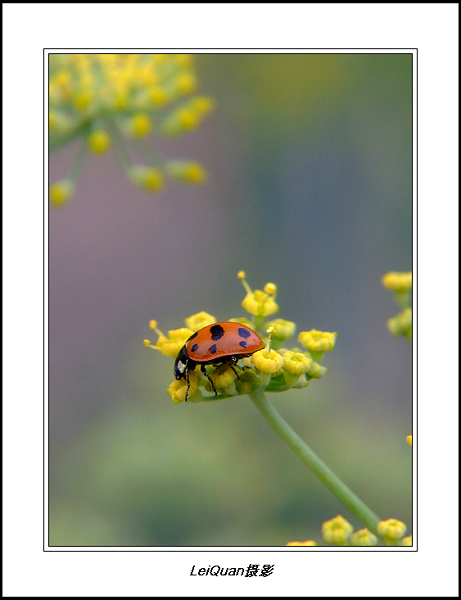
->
[{"left": 174, "top": 322, "right": 265, "bottom": 401}]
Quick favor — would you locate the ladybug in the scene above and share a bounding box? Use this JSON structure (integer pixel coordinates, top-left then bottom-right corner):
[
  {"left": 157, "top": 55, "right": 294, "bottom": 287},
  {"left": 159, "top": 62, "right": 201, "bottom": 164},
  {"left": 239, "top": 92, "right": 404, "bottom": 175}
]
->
[{"left": 174, "top": 322, "right": 265, "bottom": 401}]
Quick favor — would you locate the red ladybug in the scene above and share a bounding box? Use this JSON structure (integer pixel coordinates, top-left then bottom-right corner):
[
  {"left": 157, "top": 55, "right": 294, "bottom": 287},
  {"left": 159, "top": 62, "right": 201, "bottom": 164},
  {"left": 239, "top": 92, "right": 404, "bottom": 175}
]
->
[{"left": 174, "top": 322, "right": 265, "bottom": 401}]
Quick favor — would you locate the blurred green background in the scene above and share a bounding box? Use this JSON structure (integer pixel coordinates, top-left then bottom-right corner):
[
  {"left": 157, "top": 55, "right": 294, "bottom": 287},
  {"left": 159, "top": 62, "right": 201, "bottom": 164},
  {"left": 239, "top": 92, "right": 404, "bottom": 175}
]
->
[{"left": 49, "top": 53, "right": 412, "bottom": 546}]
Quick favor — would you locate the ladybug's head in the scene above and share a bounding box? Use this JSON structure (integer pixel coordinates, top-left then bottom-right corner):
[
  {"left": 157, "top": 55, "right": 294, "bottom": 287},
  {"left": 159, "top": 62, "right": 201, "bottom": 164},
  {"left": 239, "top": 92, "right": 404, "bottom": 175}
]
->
[{"left": 174, "top": 345, "right": 190, "bottom": 380}]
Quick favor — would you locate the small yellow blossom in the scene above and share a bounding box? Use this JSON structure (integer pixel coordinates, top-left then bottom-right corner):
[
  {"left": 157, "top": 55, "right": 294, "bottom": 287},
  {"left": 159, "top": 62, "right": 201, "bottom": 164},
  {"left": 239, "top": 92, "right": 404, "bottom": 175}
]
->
[
  {"left": 73, "top": 89, "right": 94, "bottom": 111},
  {"left": 253, "top": 348, "right": 284, "bottom": 374},
  {"left": 167, "top": 372, "right": 199, "bottom": 403},
  {"left": 382, "top": 272, "right": 412, "bottom": 293},
  {"left": 127, "top": 113, "right": 153, "bottom": 137},
  {"left": 298, "top": 330, "right": 337, "bottom": 352},
  {"left": 49, "top": 180, "right": 74, "bottom": 207},
  {"left": 153, "top": 327, "right": 193, "bottom": 357},
  {"left": 400, "top": 535, "right": 413, "bottom": 546},
  {"left": 128, "top": 165, "right": 164, "bottom": 191},
  {"left": 167, "top": 160, "right": 207, "bottom": 184},
  {"left": 175, "top": 72, "right": 197, "bottom": 95},
  {"left": 234, "top": 368, "right": 260, "bottom": 395},
  {"left": 286, "top": 540, "right": 317, "bottom": 546},
  {"left": 210, "top": 364, "right": 238, "bottom": 393},
  {"left": 149, "top": 86, "right": 169, "bottom": 106},
  {"left": 321, "top": 515, "right": 353, "bottom": 545},
  {"left": 306, "top": 361, "right": 328, "bottom": 379},
  {"left": 264, "top": 282, "right": 277, "bottom": 296},
  {"left": 88, "top": 130, "right": 111, "bottom": 154},
  {"left": 387, "top": 307, "right": 412, "bottom": 340},
  {"left": 242, "top": 289, "right": 279, "bottom": 318},
  {"left": 406, "top": 435, "right": 412, "bottom": 447},
  {"left": 184, "top": 312, "right": 216, "bottom": 332},
  {"left": 265, "top": 318, "right": 296, "bottom": 340},
  {"left": 349, "top": 528, "right": 378, "bottom": 546},
  {"left": 376, "top": 518, "right": 407, "bottom": 542},
  {"left": 282, "top": 351, "right": 313, "bottom": 376}
]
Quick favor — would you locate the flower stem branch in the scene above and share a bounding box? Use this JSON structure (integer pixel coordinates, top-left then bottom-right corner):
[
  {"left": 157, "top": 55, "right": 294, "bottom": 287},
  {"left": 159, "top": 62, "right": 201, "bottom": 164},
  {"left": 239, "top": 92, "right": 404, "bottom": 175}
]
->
[{"left": 249, "top": 388, "right": 382, "bottom": 535}]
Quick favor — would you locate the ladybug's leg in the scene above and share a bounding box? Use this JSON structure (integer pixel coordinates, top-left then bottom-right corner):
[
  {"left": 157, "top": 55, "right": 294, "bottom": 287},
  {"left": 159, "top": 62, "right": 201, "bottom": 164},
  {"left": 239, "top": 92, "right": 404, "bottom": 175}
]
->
[
  {"left": 201, "top": 364, "right": 218, "bottom": 396},
  {"left": 184, "top": 373, "right": 191, "bottom": 402},
  {"left": 230, "top": 365, "right": 241, "bottom": 379}
]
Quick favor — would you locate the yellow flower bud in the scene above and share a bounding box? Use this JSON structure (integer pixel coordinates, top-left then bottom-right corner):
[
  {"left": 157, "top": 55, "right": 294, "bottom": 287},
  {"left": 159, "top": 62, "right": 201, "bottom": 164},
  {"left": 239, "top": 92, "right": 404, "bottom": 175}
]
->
[
  {"left": 167, "top": 372, "right": 199, "bottom": 403},
  {"left": 265, "top": 318, "right": 296, "bottom": 340},
  {"left": 167, "top": 160, "right": 207, "bottom": 184},
  {"left": 387, "top": 308, "right": 412, "bottom": 339},
  {"left": 349, "top": 528, "right": 378, "bottom": 546},
  {"left": 155, "top": 328, "right": 193, "bottom": 357},
  {"left": 400, "top": 535, "right": 413, "bottom": 546},
  {"left": 184, "top": 312, "right": 216, "bottom": 332},
  {"left": 376, "top": 518, "right": 407, "bottom": 542},
  {"left": 127, "top": 113, "right": 153, "bottom": 137},
  {"left": 252, "top": 348, "right": 284, "bottom": 374},
  {"left": 382, "top": 272, "right": 412, "bottom": 292},
  {"left": 210, "top": 364, "right": 238, "bottom": 393},
  {"left": 128, "top": 165, "right": 164, "bottom": 191},
  {"left": 282, "top": 351, "right": 313, "bottom": 376},
  {"left": 242, "top": 289, "right": 279, "bottom": 317},
  {"left": 321, "top": 515, "right": 353, "bottom": 545},
  {"left": 298, "top": 330, "right": 337, "bottom": 352},
  {"left": 285, "top": 540, "right": 317, "bottom": 546},
  {"left": 406, "top": 435, "right": 412, "bottom": 447},
  {"left": 88, "top": 130, "right": 111, "bottom": 154},
  {"left": 264, "top": 282, "right": 277, "bottom": 296},
  {"left": 49, "top": 180, "right": 74, "bottom": 207}
]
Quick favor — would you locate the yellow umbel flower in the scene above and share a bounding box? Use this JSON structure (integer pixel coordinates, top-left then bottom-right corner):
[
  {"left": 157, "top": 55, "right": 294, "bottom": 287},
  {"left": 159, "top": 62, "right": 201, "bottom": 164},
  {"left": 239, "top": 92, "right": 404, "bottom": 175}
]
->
[
  {"left": 376, "top": 518, "right": 407, "bottom": 543},
  {"left": 321, "top": 515, "right": 353, "bottom": 546},
  {"left": 146, "top": 273, "right": 336, "bottom": 403},
  {"left": 349, "top": 528, "right": 378, "bottom": 546},
  {"left": 49, "top": 53, "right": 214, "bottom": 205},
  {"left": 285, "top": 540, "right": 317, "bottom": 546}
]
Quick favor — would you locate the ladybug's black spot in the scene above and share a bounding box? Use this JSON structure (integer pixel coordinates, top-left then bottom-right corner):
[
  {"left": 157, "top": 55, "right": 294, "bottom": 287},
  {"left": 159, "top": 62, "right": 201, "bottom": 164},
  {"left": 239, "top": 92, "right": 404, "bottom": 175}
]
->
[
  {"left": 191, "top": 343, "right": 199, "bottom": 352},
  {"left": 238, "top": 327, "right": 251, "bottom": 339},
  {"left": 209, "top": 324, "right": 225, "bottom": 341},
  {"left": 239, "top": 340, "right": 248, "bottom": 349},
  {"left": 209, "top": 344, "right": 218, "bottom": 354}
]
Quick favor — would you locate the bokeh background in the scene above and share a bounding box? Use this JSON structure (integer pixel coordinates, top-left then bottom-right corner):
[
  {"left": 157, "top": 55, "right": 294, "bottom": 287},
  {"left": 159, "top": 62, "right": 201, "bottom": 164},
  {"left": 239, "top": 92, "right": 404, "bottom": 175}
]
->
[{"left": 49, "top": 53, "right": 413, "bottom": 547}]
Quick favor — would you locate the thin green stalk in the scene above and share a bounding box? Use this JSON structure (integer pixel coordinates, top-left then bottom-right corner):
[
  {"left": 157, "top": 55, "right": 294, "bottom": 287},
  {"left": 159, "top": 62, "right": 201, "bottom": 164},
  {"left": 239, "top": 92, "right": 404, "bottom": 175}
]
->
[{"left": 249, "top": 388, "right": 382, "bottom": 535}]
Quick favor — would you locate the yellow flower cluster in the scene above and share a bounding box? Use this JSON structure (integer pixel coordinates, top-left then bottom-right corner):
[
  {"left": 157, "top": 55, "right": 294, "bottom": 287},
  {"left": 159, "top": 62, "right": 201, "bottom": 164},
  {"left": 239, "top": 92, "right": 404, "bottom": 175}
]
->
[
  {"left": 286, "top": 514, "right": 409, "bottom": 547},
  {"left": 49, "top": 53, "right": 214, "bottom": 206},
  {"left": 382, "top": 271, "right": 412, "bottom": 341},
  {"left": 145, "top": 272, "right": 337, "bottom": 403}
]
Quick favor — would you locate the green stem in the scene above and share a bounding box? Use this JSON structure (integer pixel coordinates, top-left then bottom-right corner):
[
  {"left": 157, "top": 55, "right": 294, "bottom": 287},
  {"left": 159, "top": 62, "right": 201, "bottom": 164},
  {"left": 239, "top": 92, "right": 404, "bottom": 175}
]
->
[{"left": 249, "top": 388, "right": 382, "bottom": 535}]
